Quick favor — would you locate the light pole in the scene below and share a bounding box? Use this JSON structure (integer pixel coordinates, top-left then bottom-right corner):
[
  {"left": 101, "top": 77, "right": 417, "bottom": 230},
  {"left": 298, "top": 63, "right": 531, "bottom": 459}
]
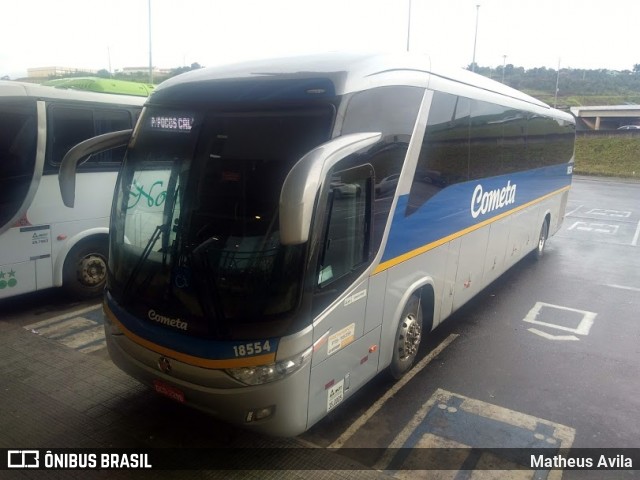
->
[
  {"left": 148, "top": 0, "right": 153, "bottom": 84},
  {"left": 502, "top": 55, "right": 507, "bottom": 83},
  {"left": 554, "top": 58, "right": 561, "bottom": 108},
  {"left": 471, "top": 5, "right": 480, "bottom": 72},
  {"left": 406, "top": 0, "right": 412, "bottom": 52}
]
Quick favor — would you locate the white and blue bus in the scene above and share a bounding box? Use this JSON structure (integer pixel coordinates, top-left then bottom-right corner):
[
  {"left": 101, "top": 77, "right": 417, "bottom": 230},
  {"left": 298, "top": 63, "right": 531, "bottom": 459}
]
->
[
  {"left": 60, "top": 53, "right": 575, "bottom": 436},
  {"left": 0, "top": 81, "right": 144, "bottom": 299}
]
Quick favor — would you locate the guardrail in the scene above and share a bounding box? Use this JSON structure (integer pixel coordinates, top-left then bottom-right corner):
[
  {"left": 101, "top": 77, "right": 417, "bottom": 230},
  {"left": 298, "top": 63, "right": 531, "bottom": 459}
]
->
[{"left": 576, "top": 130, "right": 640, "bottom": 138}]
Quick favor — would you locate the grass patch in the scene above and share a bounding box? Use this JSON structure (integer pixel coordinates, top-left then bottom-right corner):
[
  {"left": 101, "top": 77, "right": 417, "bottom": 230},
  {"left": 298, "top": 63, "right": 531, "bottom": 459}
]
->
[{"left": 574, "top": 136, "right": 640, "bottom": 178}]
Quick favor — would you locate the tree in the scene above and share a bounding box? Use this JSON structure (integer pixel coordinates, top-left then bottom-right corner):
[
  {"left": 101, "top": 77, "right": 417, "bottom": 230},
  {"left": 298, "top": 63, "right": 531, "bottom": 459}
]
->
[
  {"left": 633, "top": 64, "right": 640, "bottom": 74},
  {"left": 96, "top": 69, "right": 111, "bottom": 78}
]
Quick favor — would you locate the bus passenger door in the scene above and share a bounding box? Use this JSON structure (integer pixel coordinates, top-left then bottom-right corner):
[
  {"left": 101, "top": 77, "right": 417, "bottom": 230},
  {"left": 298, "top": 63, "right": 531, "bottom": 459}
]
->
[
  {"left": 308, "top": 163, "right": 382, "bottom": 428},
  {"left": 278, "top": 132, "right": 382, "bottom": 429}
]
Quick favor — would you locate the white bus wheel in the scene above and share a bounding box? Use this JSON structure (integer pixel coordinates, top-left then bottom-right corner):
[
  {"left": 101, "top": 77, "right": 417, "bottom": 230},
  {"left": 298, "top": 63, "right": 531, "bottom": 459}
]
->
[
  {"left": 389, "top": 294, "right": 423, "bottom": 380},
  {"left": 63, "top": 238, "right": 108, "bottom": 298}
]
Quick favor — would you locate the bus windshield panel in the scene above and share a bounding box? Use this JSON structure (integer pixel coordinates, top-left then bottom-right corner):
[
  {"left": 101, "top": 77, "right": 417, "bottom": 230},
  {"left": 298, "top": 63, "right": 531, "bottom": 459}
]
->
[{"left": 109, "top": 105, "right": 335, "bottom": 339}]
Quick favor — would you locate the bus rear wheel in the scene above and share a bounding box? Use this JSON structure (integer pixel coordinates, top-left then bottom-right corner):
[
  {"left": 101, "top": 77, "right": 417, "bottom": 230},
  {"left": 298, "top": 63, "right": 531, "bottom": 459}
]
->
[
  {"left": 63, "top": 238, "right": 108, "bottom": 299},
  {"left": 533, "top": 218, "right": 550, "bottom": 259},
  {"left": 389, "top": 294, "right": 423, "bottom": 380}
]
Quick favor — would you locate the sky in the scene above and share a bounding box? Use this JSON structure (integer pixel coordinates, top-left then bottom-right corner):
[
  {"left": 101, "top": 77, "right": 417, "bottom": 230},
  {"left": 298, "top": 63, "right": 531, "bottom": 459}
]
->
[{"left": 2, "top": 0, "right": 639, "bottom": 80}]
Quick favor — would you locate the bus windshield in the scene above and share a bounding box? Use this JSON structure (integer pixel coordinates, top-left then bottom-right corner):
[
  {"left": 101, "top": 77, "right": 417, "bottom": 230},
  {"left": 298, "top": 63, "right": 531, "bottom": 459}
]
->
[
  {"left": 109, "top": 105, "right": 335, "bottom": 339},
  {"left": 0, "top": 98, "right": 37, "bottom": 231}
]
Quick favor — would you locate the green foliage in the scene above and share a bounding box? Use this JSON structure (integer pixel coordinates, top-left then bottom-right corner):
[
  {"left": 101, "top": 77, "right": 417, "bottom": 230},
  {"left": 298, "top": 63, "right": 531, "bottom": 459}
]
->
[
  {"left": 476, "top": 64, "right": 640, "bottom": 106},
  {"left": 575, "top": 136, "right": 640, "bottom": 178}
]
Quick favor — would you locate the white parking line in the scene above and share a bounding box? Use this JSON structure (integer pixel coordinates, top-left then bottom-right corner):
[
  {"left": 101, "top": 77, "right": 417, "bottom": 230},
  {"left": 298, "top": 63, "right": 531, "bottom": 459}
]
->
[
  {"left": 605, "top": 284, "right": 640, "bottom": 293},
  {"left": 565, "top": 204, "right": 583, "bottom": 217},
  {"left": 25, "top": 304, "right": 102, "bottom": 330},
  {"left": 632, "top": 220, "right": 640, "bottom": 247},
  {"left": 57, "top": 325, "right": 105, "bottom": 349},
  {"left": 328, "top": 333, "right": 459, "bottom": 449}
]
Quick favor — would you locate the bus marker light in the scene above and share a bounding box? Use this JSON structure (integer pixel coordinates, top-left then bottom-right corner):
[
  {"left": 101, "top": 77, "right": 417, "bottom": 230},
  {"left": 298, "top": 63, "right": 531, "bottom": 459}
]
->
[
  {"left": 324, "top": 379, "right": 335, "bottom": 390},
  {"left": 57, "top": 234, "right": 67, "bottom": 241},
  {"left": 369, "top": 345, "right": 378, "bottom": 353}
]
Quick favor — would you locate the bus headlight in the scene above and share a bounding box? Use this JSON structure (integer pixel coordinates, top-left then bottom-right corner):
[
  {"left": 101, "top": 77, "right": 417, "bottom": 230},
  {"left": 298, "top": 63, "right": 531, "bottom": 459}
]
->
[{"left": 226, "top": 347, "right": 312, "bottom": 386}]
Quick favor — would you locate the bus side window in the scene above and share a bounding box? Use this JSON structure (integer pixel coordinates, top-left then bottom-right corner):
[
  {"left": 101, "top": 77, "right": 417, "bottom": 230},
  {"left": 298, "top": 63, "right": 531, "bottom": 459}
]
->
[
  {"left": 47, "top": 105, "right": 94, "bottom": 167},
  {"left": 46, "top": 105, "right": 133, "bottom": 173},
  {"left": 88, "top": 109, "right": 133, "bottom": 167},
  {"left": 317, "top": 164, "right": 373, "bottom": 290}
]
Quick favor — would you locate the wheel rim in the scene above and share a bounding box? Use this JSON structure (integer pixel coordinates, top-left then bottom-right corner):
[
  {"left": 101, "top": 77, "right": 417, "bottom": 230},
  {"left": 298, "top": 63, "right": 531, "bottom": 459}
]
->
[
  {"left": 538, "top": 222, "right": 548, "bottom": 253},
  {"left": 76, "top": 253, "right": 107, "bottom": 287},
  {"left": 397, "top": 313, "right": 422, "bottom": 361}
]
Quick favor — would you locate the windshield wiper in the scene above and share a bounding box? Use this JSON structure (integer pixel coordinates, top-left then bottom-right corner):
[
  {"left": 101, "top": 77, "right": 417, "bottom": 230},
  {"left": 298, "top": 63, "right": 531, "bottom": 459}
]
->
[
  {"left": 121, "top": 162, "right": 181, "bottom": 304},
  {"left": 122, "top": 223, "right": 167, "bottom": 304}
]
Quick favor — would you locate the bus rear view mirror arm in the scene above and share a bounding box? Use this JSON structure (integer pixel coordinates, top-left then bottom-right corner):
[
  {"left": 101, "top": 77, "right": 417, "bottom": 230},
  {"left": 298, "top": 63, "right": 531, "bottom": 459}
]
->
[
  {"left": 279, "top": 132, "right": 381, "bottom": 245},
  {"left": 59, "top": 129, "right": 133, "bottom": 208}
]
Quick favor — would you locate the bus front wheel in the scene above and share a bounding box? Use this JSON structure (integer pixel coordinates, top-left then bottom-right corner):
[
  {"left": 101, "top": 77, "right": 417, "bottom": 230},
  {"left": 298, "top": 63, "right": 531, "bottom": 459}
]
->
[
  {"left": 63, "top": 238, "right": 108, "bottom": 299},
  {"left": 389, "top": 294, "right": 423, "bottom": 380}
]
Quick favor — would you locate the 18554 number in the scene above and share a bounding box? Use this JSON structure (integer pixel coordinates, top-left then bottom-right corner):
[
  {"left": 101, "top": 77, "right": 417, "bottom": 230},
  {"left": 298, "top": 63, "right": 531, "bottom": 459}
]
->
[{"left": 232, "top": 340, "right": 271, "bottom": 357}]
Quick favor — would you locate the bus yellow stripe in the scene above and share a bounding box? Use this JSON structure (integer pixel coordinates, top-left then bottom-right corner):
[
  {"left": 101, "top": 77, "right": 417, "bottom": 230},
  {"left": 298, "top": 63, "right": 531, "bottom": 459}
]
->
[
  {"left": 104, "top": 303, "right": 276, "bottom": 369},
  {"left": 373, "top": 185, "right": 570, "bottom": 275}
]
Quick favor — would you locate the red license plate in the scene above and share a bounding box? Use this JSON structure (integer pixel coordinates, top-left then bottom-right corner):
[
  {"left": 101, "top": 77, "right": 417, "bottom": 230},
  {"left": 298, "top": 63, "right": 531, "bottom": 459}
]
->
[{"left": 153, "top": 379, "right": 185, "bottom": 403}]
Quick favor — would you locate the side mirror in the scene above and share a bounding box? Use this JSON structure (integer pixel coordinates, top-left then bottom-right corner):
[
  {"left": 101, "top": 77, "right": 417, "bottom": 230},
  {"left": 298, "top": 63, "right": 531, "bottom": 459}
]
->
[
  {"left": 58, "top": 129, "right": 133, "bottom": 207},
  {"left": 279, "top": 132, "right": 381, "bottom": 245}
]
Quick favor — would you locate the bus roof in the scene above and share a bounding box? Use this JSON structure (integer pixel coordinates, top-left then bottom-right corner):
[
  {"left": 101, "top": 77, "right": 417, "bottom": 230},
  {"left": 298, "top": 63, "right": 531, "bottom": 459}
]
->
[
  {"left": 0, "top": 80, "right": 147, "bottom": 107},
  {"left": 42, "top": 77, "right": 155, "bottom": 97},
  {"left": 153, "top": 52, "right": 556, "bottom": 113}
]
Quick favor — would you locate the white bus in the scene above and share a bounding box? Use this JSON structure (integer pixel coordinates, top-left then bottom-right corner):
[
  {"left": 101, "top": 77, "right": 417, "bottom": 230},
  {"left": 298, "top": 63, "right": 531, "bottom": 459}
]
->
[
  {"left": 0, "top": 81, "right": 144, "bottom": 299},
  {"left": 60, "top": 53, "right": 575, "bottom": 436}
]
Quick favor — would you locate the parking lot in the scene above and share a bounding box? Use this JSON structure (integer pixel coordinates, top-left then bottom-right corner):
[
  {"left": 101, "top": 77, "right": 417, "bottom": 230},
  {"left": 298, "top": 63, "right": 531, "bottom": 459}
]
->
[{"left": 1, "top": 176, "right": 639, "bottom": 479}]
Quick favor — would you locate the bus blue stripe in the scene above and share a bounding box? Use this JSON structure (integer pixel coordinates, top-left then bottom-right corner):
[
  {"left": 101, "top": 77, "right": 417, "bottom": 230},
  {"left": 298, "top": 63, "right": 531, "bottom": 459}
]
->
[{"left": 381, "top": 164, "right": 571, "bottom": 263}]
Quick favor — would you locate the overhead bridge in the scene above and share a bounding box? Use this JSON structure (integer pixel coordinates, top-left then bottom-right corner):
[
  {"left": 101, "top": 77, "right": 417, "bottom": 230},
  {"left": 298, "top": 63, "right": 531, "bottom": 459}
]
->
[{"left": 570, "top": 105, "right": 640, "bottom": 130}]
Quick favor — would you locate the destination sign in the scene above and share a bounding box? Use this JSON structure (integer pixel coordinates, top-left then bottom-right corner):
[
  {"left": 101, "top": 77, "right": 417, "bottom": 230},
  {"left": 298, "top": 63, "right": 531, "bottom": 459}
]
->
[{"left": 149, "top": 115, "right": 194, "bottom": 132}]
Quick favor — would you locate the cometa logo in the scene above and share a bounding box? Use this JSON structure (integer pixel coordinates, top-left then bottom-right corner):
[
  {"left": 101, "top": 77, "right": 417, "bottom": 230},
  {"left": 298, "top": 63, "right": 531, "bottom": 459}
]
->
[
  {"left": 470, "top": 180, "right": 517, "bottom": 219},
  {"left": 148, "top": 309, "right": 188, "bottom": 331}
]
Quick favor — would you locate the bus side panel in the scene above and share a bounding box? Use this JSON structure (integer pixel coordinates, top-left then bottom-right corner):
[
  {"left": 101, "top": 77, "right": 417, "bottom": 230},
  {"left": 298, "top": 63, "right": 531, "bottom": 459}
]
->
[
  {"left": 29, "top": 173, "right": 116, "bottom": 227},
  {"left": 30, "top": 173, "right": 116, "bottom": 287},
  {"left": 307, "top": 325, "right": 381, "bottom": 430},
  {"left": 311, "top": 279, "right": 369, "bottom": 368},
  {"left": 364, "top": 270, "right": 387, "bottom": 334},
  {"left": 482, "top": 218, "right": 510, "bottom": 286},
  {"left": 452, "top": 227, "right": 490, "bottom": 312},
  {"left": 505, "top": 208, "right": 534, "bottom": 265},
  {"left": 437, "top": 238, "right": 461, "bottom": 327},
  {"left": 0, "top": 225, "right": 51, "bottom": 298}
]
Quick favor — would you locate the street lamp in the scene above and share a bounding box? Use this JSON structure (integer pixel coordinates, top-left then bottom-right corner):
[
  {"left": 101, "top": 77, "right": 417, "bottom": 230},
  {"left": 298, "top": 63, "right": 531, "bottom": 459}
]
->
[
  {"left": 148, "top": 0, "right": 153, "bottom": 84},
  {"left": 406, "top": 0, "right": 412, "bottom": 52},
  {"left": 554, "top": 58, "right": 561, "bottom": 108},
  {"left": 502, "top": 55, "right": 507, "bottom": 83},
  {"left": 471, "top": 4, "right": 480, "bottom": 72}
]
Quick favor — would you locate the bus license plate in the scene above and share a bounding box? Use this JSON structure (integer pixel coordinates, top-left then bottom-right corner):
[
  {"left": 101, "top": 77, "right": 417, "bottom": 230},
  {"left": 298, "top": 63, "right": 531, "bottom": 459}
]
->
[{"left": 153, "top": 379, "right": 185, "bottom": 403}]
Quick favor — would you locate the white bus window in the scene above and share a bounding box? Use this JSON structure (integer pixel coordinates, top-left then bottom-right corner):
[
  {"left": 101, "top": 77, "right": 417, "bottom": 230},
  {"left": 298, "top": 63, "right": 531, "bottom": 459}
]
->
[
  {"left": 46, "top": 105, "right": 133, "bottom": 171},
  {"left": 0, "top": 100, "right": 37, "bottom": 228}
]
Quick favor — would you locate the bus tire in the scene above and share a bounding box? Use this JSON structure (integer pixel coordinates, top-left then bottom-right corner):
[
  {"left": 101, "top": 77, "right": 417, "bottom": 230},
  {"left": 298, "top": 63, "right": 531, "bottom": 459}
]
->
[
  {"left": 389, "top": 294, "right": 423, "bottom": 380},
  {"left": 533, "top": 217, "right": 550, "bottom": 260},
  {"left": 62, "top": 238, "right": 108, "bottom": 299}
]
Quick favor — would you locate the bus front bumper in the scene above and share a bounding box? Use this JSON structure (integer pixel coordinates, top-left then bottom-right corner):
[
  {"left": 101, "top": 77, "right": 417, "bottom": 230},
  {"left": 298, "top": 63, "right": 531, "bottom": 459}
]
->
[{"left": 105, "top": 329, "right": 312, "bottom": 437}]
